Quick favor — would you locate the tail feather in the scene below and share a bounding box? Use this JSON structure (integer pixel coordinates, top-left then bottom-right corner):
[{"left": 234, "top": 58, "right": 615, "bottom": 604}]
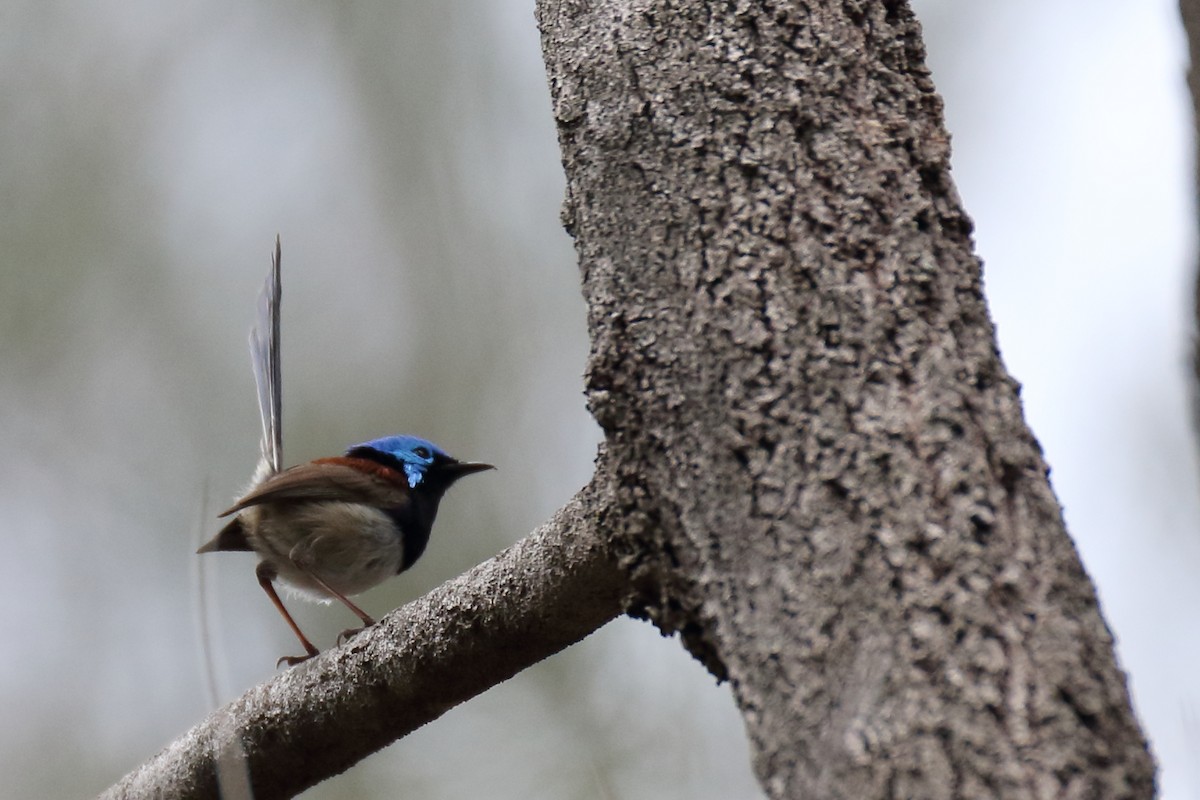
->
[{"left": 249, "top": 236, "right": 283, "bottom": 478}]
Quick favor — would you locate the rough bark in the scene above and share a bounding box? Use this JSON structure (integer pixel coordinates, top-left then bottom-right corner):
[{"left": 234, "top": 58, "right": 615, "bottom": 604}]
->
[
  {"left": 99, "top": 479, "right": 624, "bottom": 800},
  {"left": 536, "top": 1, "right": 1155, "bottom": 797}
]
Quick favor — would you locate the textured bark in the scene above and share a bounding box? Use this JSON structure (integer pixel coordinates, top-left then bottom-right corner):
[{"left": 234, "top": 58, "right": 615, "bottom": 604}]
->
[
  {"left": 99, "top": 479, "right": 624, "bottom": 800},
  {"left": 537, "top": 1, "right": 1155, "bottom": 797}
]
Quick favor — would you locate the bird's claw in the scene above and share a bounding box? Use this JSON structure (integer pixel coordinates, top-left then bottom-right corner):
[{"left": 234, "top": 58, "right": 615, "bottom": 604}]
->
[
  {"left": 337, "top": 622, "right": 374, "bottom": 647},
  {"left": 276, "top": 649, "right": 319, "bottom": 668}
]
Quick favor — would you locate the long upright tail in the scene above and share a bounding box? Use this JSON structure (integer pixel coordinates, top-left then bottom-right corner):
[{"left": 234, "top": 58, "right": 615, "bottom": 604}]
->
[{"left": 250, "top": 236, "right": 283, "bottom": 481}]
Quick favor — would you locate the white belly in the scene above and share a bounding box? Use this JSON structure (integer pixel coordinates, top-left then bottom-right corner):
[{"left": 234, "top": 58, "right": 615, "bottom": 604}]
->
[{"left": 243, "top": 502, "right": 405, "bottom": 600}]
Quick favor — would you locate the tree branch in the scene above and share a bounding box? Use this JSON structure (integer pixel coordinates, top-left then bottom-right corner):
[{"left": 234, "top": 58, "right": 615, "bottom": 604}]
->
[{"left": 100, "top": 474, "right": 625, "bottom": 800}]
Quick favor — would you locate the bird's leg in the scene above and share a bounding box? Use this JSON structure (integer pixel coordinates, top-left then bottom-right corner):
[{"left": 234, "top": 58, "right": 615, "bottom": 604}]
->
[
  {"left": 288, "top": 561, "right": 377, "bottom": 646},
  {"left": 256, "top": 562, "right": 320, "bottom": 667}
]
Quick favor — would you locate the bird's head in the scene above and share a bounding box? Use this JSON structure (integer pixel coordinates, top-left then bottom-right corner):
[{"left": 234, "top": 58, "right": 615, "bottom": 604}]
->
[{"left": 346, "top": 434, "right": 493, "bottom": 493}]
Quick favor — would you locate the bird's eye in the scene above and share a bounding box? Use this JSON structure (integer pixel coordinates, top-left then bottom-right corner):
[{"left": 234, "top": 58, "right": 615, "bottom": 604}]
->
[{"left": 413, "top": 446, "right": 431, "bottom": 459}]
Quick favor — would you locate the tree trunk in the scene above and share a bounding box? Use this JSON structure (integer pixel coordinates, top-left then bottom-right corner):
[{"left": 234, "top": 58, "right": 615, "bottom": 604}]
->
[{"left": 536, "top": 0, "right": 1155, "bottom": 796}]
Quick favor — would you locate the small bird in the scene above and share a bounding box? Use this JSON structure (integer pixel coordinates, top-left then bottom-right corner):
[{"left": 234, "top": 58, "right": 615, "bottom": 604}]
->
[{"left": 198, "top": 238, "right": 492, "bottom": 666}]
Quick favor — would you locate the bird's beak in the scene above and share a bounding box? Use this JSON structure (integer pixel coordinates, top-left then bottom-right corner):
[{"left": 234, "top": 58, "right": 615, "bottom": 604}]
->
[{"left": 444, "top": 461, "right": 495, "bottom": 479}]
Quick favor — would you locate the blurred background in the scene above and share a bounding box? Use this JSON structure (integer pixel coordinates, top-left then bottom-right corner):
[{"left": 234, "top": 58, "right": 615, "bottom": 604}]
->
[{"left": 0, "top": 0, "right": 1194, "bottom": 797}]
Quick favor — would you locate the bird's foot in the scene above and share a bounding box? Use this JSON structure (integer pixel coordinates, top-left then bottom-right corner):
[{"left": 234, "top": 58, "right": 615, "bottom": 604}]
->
[
  {"left": 276, "top": 647, "right": 320, "bottom": 668},
  {"left": 337, "top": 621, "right": 375, "bottom": 647}
]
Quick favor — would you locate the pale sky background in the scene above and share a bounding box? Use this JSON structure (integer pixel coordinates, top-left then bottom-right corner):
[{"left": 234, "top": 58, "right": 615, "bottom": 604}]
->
[{"left": 0, "top": 1, "right": 1194, "bottom": 797}]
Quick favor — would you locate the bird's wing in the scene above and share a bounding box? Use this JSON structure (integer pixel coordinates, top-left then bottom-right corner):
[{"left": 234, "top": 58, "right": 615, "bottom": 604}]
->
[
  {"left": 219, "top": 460, "right": 411, "bottom": 517},
  {"left": 249, "top": 236, "right": 283, "bottom": 477}
]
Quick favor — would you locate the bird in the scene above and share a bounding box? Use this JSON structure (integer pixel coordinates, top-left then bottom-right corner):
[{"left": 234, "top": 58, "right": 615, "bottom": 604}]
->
[{"left": 197, "top": 237, "right": 493, "bottom": 666}]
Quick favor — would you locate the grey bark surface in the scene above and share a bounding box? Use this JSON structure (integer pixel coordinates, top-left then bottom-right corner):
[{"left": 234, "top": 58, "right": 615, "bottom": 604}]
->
[{"left": 536, "top": 1, "right": 1154, "bottom": 797}]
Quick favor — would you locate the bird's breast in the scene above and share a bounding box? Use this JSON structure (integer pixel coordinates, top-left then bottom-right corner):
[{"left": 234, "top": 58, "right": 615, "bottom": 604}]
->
[{"left": 382, "top": 497, "right": 438, "bottom": 571}]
